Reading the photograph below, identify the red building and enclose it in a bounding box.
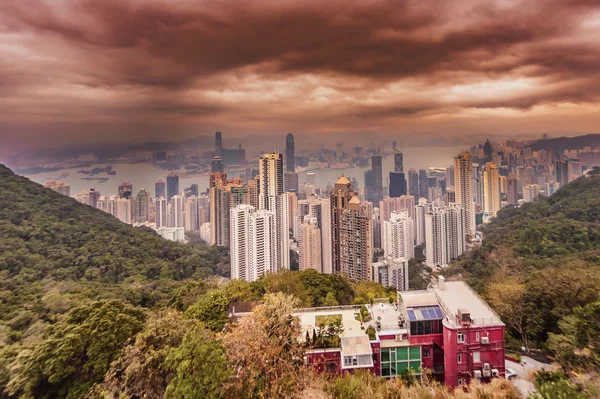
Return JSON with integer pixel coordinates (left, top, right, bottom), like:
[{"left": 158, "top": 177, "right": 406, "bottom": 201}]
[{"left": 299, "top": 277, "right": 506, "bottom": 388}]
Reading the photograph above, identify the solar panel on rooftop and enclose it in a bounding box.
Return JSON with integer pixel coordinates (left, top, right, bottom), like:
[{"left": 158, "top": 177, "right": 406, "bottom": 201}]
[{"left": 407, "top": 305, "right": 444, "bottom": 321}]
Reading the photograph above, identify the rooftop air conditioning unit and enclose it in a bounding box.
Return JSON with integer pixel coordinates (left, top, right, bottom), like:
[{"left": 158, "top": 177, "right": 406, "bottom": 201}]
[
  {"left": 482, "top": 369, "right": 492, "bottom": 378},
  {"left": 481, "top": 336, "right": 490, "bottom": 344},
  {"left": 491, "top": 369, "right": 499, "bottom": 377},
  {"left": 483, "top": 363, "right": 491, "bottom": 370},
  {"left": 457, "top": 308, "right": 471, "bottom": 325},
  {"left": 474, "top": 370, "right": 482, "bottom": 379}
]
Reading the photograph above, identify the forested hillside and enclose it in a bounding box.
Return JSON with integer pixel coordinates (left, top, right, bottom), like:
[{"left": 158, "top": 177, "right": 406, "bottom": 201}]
[{"left": 448, "top": 170, "right": 600, "bottom": 370}]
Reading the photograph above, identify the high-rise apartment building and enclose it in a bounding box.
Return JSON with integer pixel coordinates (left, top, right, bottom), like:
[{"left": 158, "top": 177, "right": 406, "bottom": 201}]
[
  {"left": 425, "top": 204, "right": 465, "bottom": 268},
  {"left": 297, "top": 196, "right": 333, "bottom": 273},
  {"left": 155, "top": 197, "right": 168, "bottom": 228},
  {"left": 209, "top": 172, "right": 246, "bottom": 246},
  {"left": 454, "top": 152, "right": 475, "bottom": 236},
  {"left": 166, "top": 172, "right": 179, "bottom": 200},
  {"left": 133, "top": 189, "right": 150, "bottom": 223},
  {"left": 414, "top": 198, "right": 431, "bottom": 245},
  {"left": 258, "top": 153, "right": 290, "bottom": 270},
  {"left": 299, "top": 216, "right": 322, "bottom": 271},
  {"left": 379, "top": 196, "right": 415, "bottom": 221},
  {"left": 483, "top": 162, "right": 501, "bottom": 216},
  {"left": 382, "top": 210, "right": 414, "bottom": 261},
  {"left": 230, "top": 204, "right": 254, "bottom": 281},
  {"left": 115, "top": 197, "right": 132, "bottom": 224},
  {"left": 373, "top": 256, "right": 409, "bottom": 292},
  {"left": 331, "top": 176, "right": 372, "bottom": 281},
  {"left": 483, "top": 139, "right": 493, "bottom": 163},
  {"left": 169, "top": 195, "right": 184, "bottom": 228},
  {"left": 184, "top": 196, "right": 200, "bottom": 231}
]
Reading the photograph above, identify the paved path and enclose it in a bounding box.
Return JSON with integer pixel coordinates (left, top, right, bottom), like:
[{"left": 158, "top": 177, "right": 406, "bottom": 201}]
[{"left": 505, "top": 356, "right": 557, "bottom": 397}]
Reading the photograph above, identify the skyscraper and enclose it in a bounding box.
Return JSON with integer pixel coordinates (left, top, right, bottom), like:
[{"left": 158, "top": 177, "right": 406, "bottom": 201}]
[
  {"left": 230, "top": 204, "right": 254, "bottom": 281},
  {"left": 379, "top": 196, "right": 415, "bottom": 221},
  {"left": 506, "top": 174, "right": 519, "bottom": 206},
  {"left": 184, "top": 196, "right": 200, "bottom": 231},
  {"left": 299, "top": 216, "right": 322, "bottom": 271},
  {"left": 454, "top": 152, "right": 475, "bottom": 236},
  {"left": 249, "top": 209, "right": 277, "bottom": 281},
  {"left": 118, "top": 182, "right": 133, "bottom": 199},
  {"left": 394, "top": 151, "right": 404, "bottom": 173},
  {"left": 297, "top": 196, "right": 332, "bottom": 273},
  {"left": 555, "top": 158, "right": 569, "bottom": 187},
  {"left": 389, "top": 172, "right": 406, "bottom": 197},
  {"left": 258, "top": 153, "right": 289, "bottom": 270},
  {"left": 408, "top": 169, "right": 419, "bottom": 198},
  {"left": 155, "top": 180, "right": 165, "bottom": 199},
  {"left": 215, "top": 131, "right": 222, "bottom": 156},
  {"left": 483, "top": 162, "right": 501, "bottom": 216},
  {"left": 418, "top": 169, "right": 428, "bottom": 199},
  {"left": 286, "top": 133, "right": 295, "bottom": 172},
  {"left": 483, "top": 139, "right": 493, "bottom": 163},
  {"left": 155, "top": 197, "right": 168, "bottom": 228},
  {"left": 209, "top": 173, "right": 246, "bottom": 246},
  {"left": 169, "top": 195, "right": 184, "bottom": 228},
  {"left": 212, "top": 156, "right": 224, "bottom": 173},
  {"left": 414, "top": 198, "right": 430, "bottom": 245},
  {"left": 382, "top": 210, "right": 414, "bottom": 261},
  {"left": 364, "top": 169, "right": 373, "bottom": 202},
  {"left": 133, "top": 189, "right": 150, "bottom": 223},
  {"left": 166, "top": 172, "right": 179, "bottom": 200},
  {"left": 371, "top": 155, "right": 383, "bottom": 204},
  {"left": 425, "top": 204, "right": 464, "bottom": 268},
  {"left": 285, "top": 171, "right": 299, "bottom": 193},
  {"left": 331, "top": 176, "right": 372, "bottom": 281}
]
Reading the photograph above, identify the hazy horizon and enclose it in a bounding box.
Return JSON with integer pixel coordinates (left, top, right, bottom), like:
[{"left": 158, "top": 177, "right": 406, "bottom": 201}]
[{"left": 2, "top": 0, "right": 600, "bottom": 151}]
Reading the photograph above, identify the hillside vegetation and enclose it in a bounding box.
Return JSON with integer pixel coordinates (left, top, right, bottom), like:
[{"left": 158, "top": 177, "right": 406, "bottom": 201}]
[{"left": 448, "top": 171, "right": 600, "bottom": 379}]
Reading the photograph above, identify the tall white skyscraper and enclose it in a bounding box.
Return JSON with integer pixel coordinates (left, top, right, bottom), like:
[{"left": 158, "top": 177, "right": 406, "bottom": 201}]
[
  {"left": 184, "top": 196, "right": 200, "bottom": 232},
  {"left": 258, "top": 153, "right": 290, "bottom": 271},
  {"left": 169, "top": 195, "right": 184, "bottom": 228},
  {"left": 297, "top": 196, "right": 333, "bottom": 273},
  {"left": 382, "top": 210, "right": 414, "bottom": 261},
  {"left": 155, "top": 197, "right": 168, "bottom": 228},
  {"left": 249, "top": 209, "right": 277, "bottom": 281},
  {"left": 414, "top": 197, "right": 430, "bottom": 245},
  {"left": 230, "top": 204, "right": 254, "bottom": 281},
  {"left": 454, "top": 152, "right": 476, "bottom": 236},
  {"left": 299, "top": 216, "right": 322, "bottom": 271},
  {"left": 425, "top": 204, "right": 466, "bottom": 268},
  {"left": 373, "top": 256, "right": 409, "bottom": 292},
  {"left": 425, "top": 208, "right": 448, "bottom": 268}
]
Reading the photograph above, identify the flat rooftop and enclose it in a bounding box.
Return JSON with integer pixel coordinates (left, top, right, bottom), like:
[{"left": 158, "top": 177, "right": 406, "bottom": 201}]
[
  {"left": 296, "top": 306, "right": 364, "bottom": 340},
  {"left": 432, "top": 281, "right": 503, "bottom": 327}
]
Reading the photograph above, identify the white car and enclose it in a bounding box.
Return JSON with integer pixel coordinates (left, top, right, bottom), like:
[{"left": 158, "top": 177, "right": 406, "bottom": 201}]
[{"left": 505, "top": 368, "right": 517, "bottom": 380}]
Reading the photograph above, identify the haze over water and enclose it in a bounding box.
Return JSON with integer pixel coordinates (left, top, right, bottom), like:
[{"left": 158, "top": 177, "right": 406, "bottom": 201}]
[{"left": 23, "top": 145, "right": 464, "bottom": 197}]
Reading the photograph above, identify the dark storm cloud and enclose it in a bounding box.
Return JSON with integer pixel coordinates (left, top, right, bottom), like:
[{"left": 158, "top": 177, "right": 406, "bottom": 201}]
[{"left": 1, "top": 0, "right": 600, "bottom": 146}]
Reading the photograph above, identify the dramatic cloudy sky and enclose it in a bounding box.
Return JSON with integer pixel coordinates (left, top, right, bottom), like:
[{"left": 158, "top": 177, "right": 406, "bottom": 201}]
[{"left": 1, "top": 0, "right": 600, "bottom": 148}]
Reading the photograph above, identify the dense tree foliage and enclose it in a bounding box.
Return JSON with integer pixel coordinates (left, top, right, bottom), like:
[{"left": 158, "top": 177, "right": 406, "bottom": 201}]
[{"left": 448, "top": 174, "right": 600, "bottom": 348}]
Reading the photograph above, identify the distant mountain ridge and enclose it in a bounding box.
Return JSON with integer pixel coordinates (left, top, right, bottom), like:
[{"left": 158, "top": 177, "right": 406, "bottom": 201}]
[{"left": 528, "top": 133, "right": 600, "bottom": 152}]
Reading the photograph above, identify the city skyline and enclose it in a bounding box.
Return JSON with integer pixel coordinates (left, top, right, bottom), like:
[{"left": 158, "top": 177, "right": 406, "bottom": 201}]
[{"left": 2, "top": 0, "right": 600, "bottom": 151}]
